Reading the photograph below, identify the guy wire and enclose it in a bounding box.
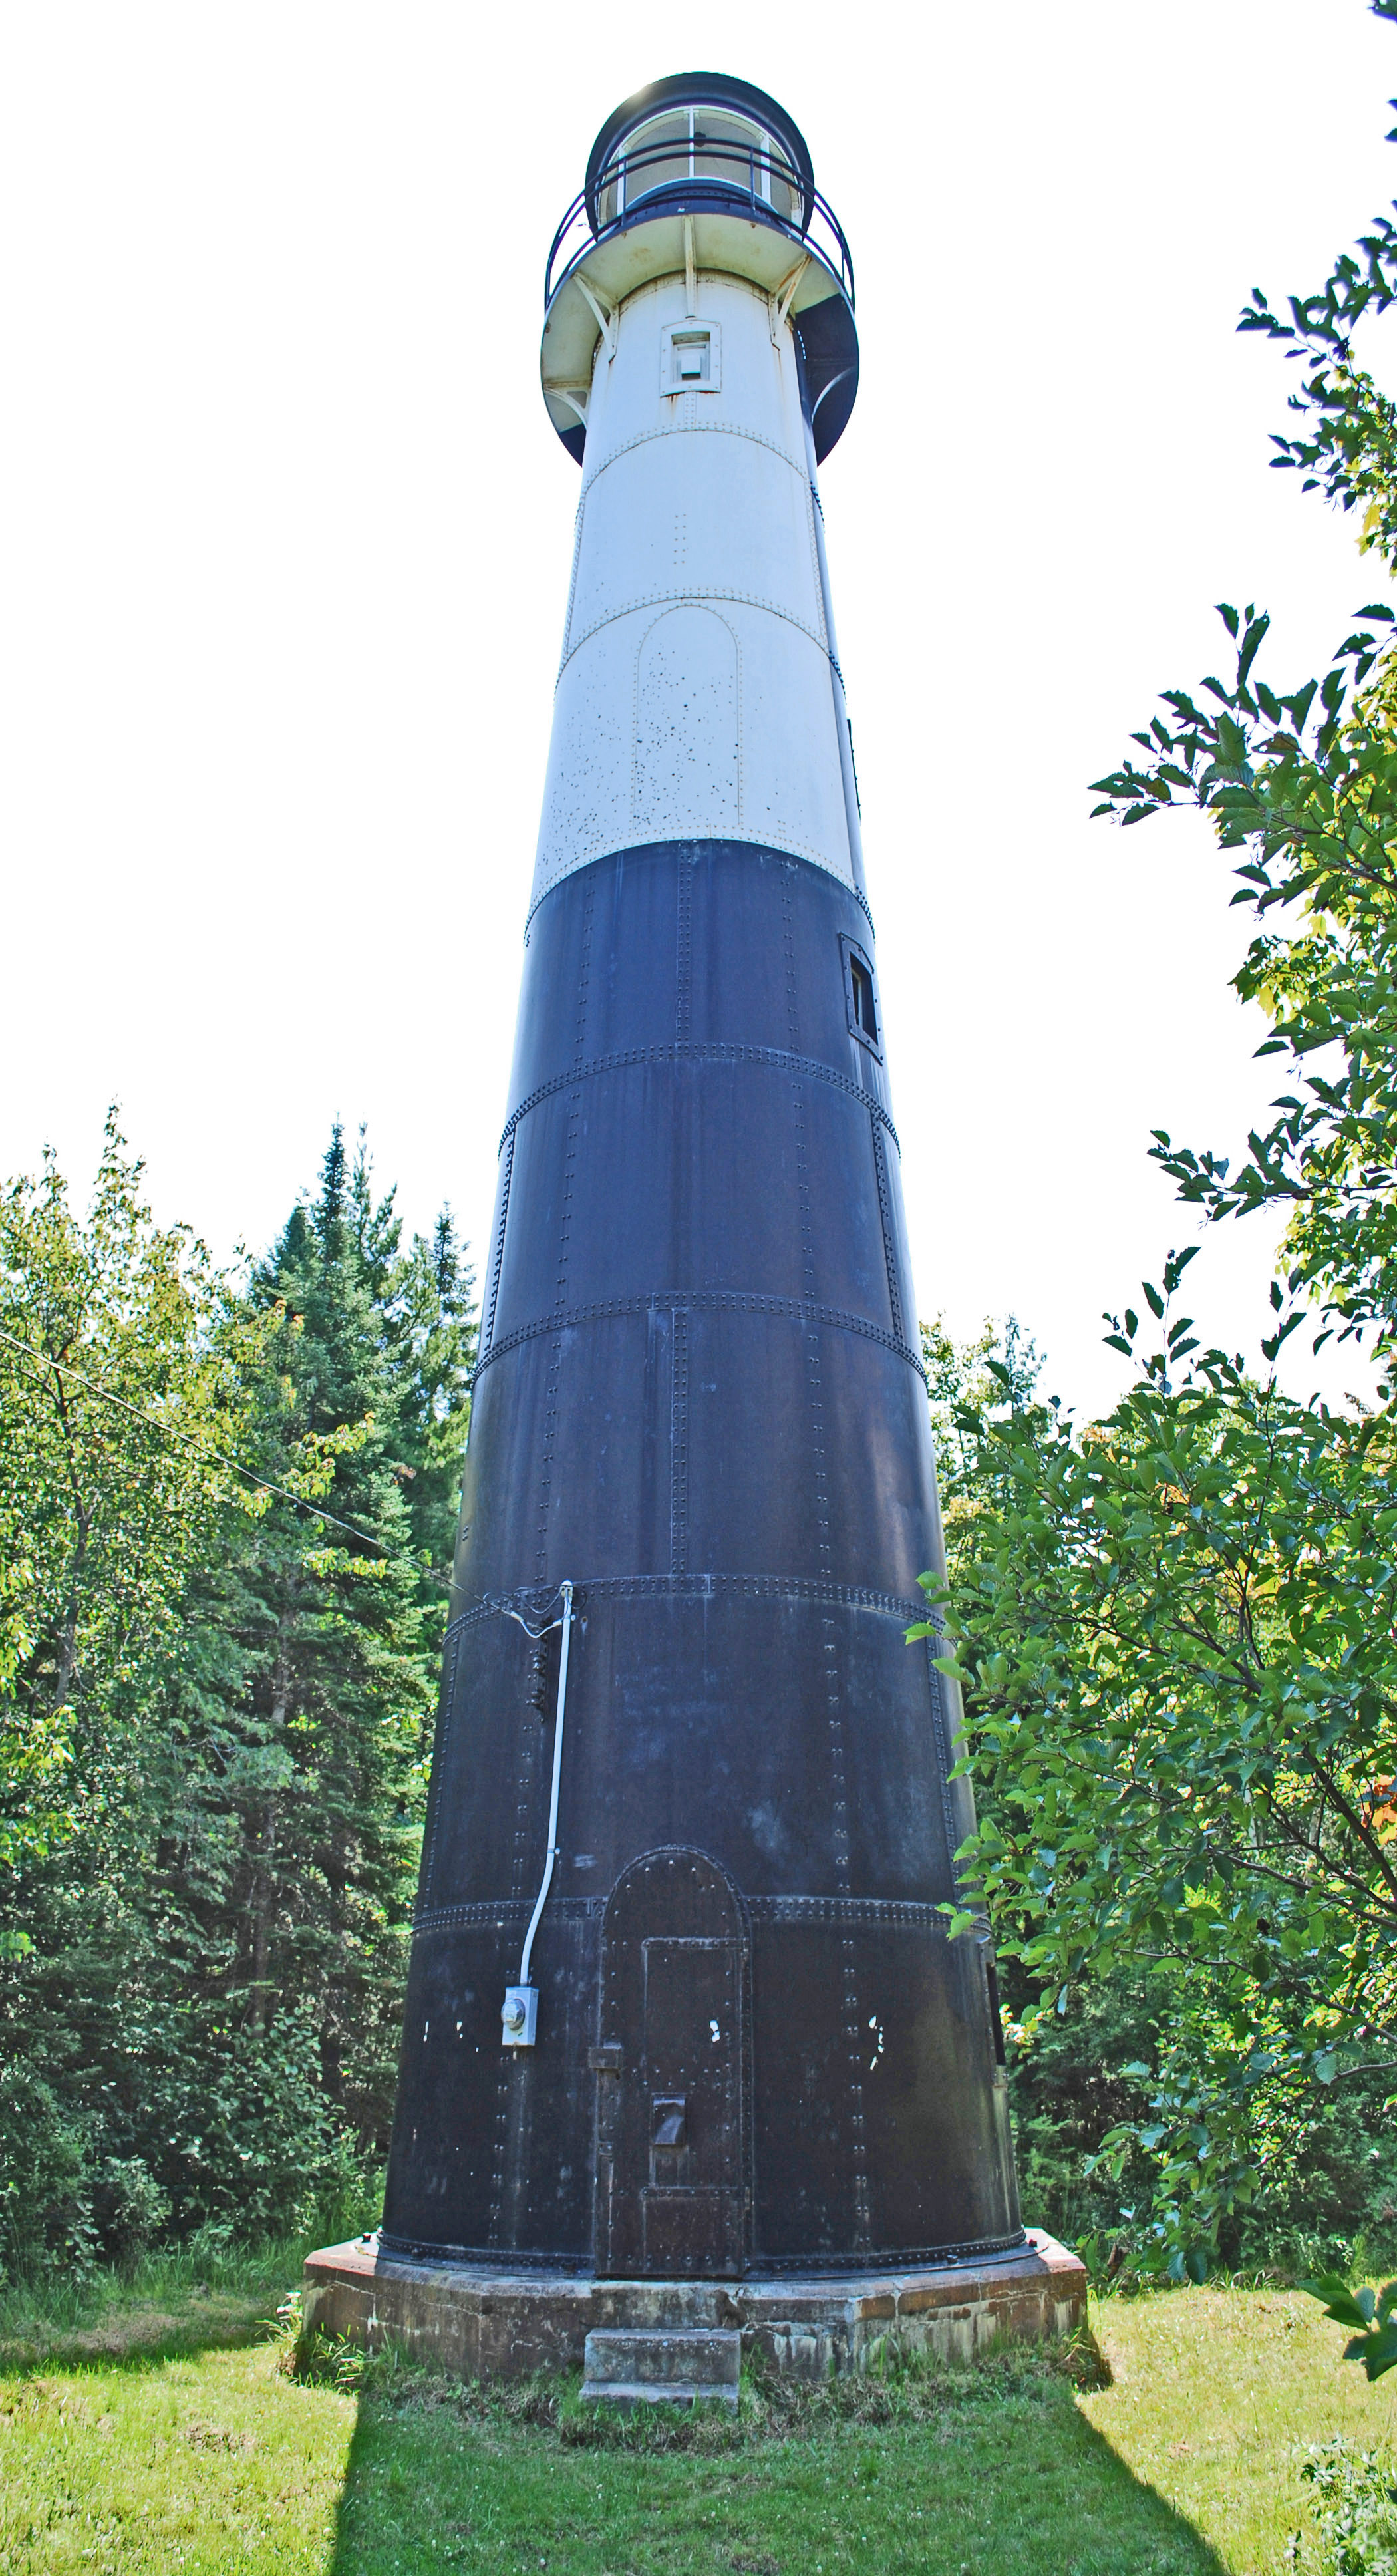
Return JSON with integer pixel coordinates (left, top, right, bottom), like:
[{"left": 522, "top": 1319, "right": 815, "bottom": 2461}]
[{"left": 0, "top": 1321, "right": 454, "bottom": 1583}]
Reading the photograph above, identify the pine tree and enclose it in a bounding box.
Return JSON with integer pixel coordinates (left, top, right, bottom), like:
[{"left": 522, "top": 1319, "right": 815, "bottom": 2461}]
[{"left": 0, "top": 1127, "right": 475, "bottom": 2267}]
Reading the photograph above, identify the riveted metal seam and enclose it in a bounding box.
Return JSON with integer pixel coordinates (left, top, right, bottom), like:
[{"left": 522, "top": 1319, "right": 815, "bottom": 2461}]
[
  {"left": 783, "top": 918, "right": 869, "bottom": 2251},
  {"left": 745, "top": 1896, "right": 949, "bottom": 1928},
  {"left": 417, "top": 1625, "right": 462, "bottom": 1915},
  {"left": 560, "top": 484, "right": 587, "bottom": 664},
  {"left": 559, "top": 581, "right": 841, "bottom": 685},
  {"left": 580, "top": 417, "right": 809, "bottom": 502},
  {"left": 497, "top": 1041, "right": 901, "bottom": 1159},
  {"left": 373, "top": 2227, "right": 1028, "bottom": 2271},
  {"left": 411, "top": 1894, "right": 952, "bottom": 1936},
  {"left": 870, "top": 1114, "right": 906, "bottom": 1348},
  {"left": 525, "top": 842, "right": 876, "bottom": 946},
  {"left": 926, "top": 1641, "right": 970, "bottom": 1913},
  {"left": 734, "top": 2230, "right": 1028, "bottom": 2273},
  {"left": 470, "top": 1290, "right": 925, "bottom": 1389},
  {"left": 480, "top": 1131, "right": 514, "bottom": 1361},
  {"left": 414, "top": 1896, "right": 608, "bottom": 1933},
  {"left": 670, "top": 1303, "right": 689, "bottom": 1577},
  {"left": 442, "top": 1570, "right": 928, "bottom": 1651}
]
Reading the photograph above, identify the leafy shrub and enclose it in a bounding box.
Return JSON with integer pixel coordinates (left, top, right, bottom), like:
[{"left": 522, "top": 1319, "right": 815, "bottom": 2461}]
[
  {"left": 0, "top": 2063, "right": 96, "bottom": 2279},
  {"left": 89, "top": 2159, "right": 170, "bottom": 2267},
  {"left": 1291, "top": 2438, "right": 1397, "bottom": 2573}
]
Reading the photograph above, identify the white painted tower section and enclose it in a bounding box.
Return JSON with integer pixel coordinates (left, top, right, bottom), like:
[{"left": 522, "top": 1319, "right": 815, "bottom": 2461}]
[{"left": 531, "top": 265, "right": 864, "bottom": 917}]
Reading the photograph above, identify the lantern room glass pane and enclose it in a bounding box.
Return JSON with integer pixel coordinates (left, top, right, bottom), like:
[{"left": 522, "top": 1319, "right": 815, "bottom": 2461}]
[
  {"left": 621, "top": 112, "right": 691, "bottom": 207},
  {"left": 692, "top": 110, "right": 760, "bottom": 196},
  {"left": 768, "top": 152, "right": 797, "bottom": 223},
  {"left": 599, "top": 100, "right": 804, "bottom": 232},
  {"left": 695, "top": 108, "right": 798, "bottom": 218}
]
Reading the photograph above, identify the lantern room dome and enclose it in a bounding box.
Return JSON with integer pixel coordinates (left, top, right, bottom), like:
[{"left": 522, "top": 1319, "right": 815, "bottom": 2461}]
[{"left": 542, "top": 71, "right": 858, "bottom": 468}]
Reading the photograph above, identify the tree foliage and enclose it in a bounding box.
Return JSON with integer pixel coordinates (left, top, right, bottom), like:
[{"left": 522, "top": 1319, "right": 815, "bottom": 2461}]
[
  {"left": 919, "top": 44, "right": 1397, "bottom": 2272},
  {"left": 0, "top": 1115, "right": 256, "bottom": 1918},
  {"left": 1087, "top": 145, "right": 1397, "bottom": 1353},
  {"left": 0, "top": 1121, "right": 474, "bottom": 2274},
  {"left": 924, "top": 1303, "right": 1397, "bottom": 2266},
  {"left": 1305, "top": 2273, "right": 1397, "bottom": 2383}
]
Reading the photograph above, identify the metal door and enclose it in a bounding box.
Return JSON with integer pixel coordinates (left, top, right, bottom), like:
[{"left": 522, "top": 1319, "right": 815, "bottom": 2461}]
[{"left": 595, "top": 1847, "right": 746, "bottom": 2277}]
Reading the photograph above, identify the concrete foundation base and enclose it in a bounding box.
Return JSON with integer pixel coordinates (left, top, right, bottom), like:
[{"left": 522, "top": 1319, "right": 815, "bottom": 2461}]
[{"left": 301, "top": 2230, "right": 1087, "bottom": 2382}]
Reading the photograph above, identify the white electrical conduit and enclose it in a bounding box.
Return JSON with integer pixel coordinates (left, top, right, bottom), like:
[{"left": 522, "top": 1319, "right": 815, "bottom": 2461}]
[{"left": 518, "top": 1579, "right": 573, "bottom": 1990}]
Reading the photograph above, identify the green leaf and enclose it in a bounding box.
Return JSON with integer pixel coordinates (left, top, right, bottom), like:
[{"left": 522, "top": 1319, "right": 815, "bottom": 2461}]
[
  {"left": 1238, "top": 614, "right": 1271, "bottom": 686},
  {"left": 1356, "top": 2323, "right": 1397, "bottom": 2382},
  {"left": 1301, "top": 2276, "right": 1373, "bottom": 2330}
]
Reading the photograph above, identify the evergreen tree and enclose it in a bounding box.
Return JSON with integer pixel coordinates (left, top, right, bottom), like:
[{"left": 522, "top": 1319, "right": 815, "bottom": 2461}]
[{"left": 0, "top": 1126, "right": 475, "bottom": 2270}]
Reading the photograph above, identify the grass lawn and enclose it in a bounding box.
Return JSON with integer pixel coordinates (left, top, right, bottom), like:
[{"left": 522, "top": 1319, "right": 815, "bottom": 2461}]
[{"left": 2, "top": 2266, "right": 1394, "bottom": 2573}]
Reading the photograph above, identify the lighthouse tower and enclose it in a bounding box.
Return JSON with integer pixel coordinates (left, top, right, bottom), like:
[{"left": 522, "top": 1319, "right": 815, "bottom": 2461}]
[{"left": 380, "top": 74, "right": 1023, "bottom": 2284}]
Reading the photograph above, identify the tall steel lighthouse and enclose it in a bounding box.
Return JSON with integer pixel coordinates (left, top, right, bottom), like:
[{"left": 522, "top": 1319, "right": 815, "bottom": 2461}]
[{"left": 381, "top": 73, "right": 1022, "bottom": 2282}]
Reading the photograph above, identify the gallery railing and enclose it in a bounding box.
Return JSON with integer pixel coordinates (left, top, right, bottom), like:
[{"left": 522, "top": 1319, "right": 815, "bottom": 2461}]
[{"left": 545, "top": 136, "right": 855, "bottom": 312}]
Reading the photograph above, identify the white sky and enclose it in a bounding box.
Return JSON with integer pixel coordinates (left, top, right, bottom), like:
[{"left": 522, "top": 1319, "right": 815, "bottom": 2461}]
[{"left": 3, "top": 1, "right": 1395, "bottom": 1418}]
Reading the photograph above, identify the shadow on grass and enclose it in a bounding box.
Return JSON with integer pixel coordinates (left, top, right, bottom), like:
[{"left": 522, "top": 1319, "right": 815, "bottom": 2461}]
[{"left": 316, "top": 2338, "right": 1229, "bottom": 2576}]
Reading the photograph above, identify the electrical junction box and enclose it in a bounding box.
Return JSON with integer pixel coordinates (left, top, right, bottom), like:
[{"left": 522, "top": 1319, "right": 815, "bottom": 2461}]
[{"left": 501, "top": 1985, "right": 538, "bottom": 2048}]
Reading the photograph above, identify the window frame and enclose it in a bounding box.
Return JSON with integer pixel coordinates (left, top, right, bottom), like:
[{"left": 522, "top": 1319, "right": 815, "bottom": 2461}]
[
  {"left": 839, "top": 935, "right": 882, "bottom": 1060},
  {"left": 615, "top": 104, "right": 794, "bottom": 218}
]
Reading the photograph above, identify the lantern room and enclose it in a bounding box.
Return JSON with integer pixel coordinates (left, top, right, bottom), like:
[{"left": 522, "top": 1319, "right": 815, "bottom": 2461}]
[
  {"left": 585, "top": 75, "right": 812, "bottom": 232},
  {"left": 542, "top": 72, "right": 859, "bottom": 466}
]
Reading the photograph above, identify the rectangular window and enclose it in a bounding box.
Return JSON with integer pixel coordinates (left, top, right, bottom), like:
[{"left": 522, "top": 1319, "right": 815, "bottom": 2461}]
[
  {"left": 850, "top": 956, "right": 877, "bottom": 1043},
  {"left": 672, "top": 331, "right": 710, "bottom": 385},
  {"left": 842, "top": 937, "right": 881, "bottom": 1054},
  {"left": 659, "top": 321, "right": 722, "bottom": 396}
]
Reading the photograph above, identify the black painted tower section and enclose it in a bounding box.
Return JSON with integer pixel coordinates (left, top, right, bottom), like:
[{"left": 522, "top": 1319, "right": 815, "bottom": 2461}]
[{"left": 381, "top": 840, "right": 1022, "bottom": 2272}]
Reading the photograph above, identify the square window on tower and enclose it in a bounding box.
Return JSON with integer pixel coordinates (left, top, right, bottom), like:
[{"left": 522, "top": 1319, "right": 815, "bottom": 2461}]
[
  {"left": 842, "top": 939, "right": 881, "bottom": 1055},
  {"left": 660, "top": 321, "right": 722, "bottom": 395}
]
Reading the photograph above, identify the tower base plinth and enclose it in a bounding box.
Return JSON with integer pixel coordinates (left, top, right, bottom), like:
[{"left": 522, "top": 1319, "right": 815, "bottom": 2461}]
[{"left": 301, "top": 2231, "right": 1086, "bottom": 2383}]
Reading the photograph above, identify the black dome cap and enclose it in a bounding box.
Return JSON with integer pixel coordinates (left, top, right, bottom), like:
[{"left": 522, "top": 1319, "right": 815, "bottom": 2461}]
[{"left": 585, "top": 73, "right": 814, "bottom": 213}]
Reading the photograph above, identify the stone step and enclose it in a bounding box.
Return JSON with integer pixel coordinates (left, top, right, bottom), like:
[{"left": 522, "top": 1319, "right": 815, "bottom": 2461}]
[{"left": 581, "top": 2325, "right": 741, "bottom": 2410}]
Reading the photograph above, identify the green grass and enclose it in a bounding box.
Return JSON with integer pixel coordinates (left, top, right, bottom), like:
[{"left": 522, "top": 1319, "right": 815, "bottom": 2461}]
[
  {"left": 2, "top": 2269, "right": 1395, "bottom": 2572},
  {"left": 0, "top": 2339, "right": 352, "bottom": 2571},
  {"left": 0, "top": 2241, "right": 305, "bottom": 2372},
  {"left": 1082, "top": 2285, "right": 1397, "bottom": 2571}
]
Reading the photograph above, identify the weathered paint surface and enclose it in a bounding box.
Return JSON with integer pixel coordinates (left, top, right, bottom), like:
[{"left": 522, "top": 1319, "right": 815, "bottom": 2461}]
[
  {"left": 376, "top": 77, "right": 1024, "bottom": 2291},
  {"left": 532, "top": 270, "right": 859, "bottom": 912}
]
